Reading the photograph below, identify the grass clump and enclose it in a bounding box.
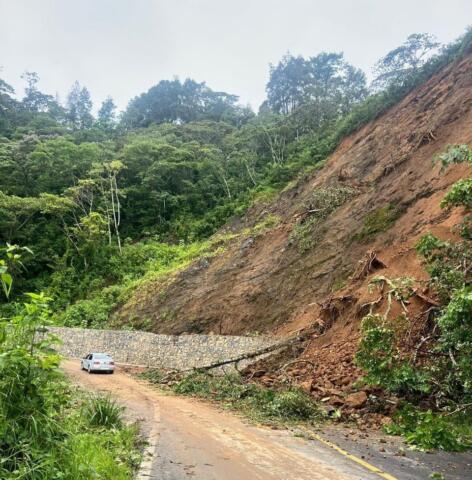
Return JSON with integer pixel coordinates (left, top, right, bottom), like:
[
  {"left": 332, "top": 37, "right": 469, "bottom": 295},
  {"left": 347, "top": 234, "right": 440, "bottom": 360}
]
[
  {"left": 354, "top": 204, "right": 400, "bottom": 242},
  {"left": 143, "top": 370, "right": 322, "bottom": 424},
  {"left": 251, "top": 214, "right": 281, "bottom": 236},
  {"left": 82, "top": 394, "right": 125, "bottom": 429},
  {"left": 61, "top": 396, "right": 143, "bottom": 480}
]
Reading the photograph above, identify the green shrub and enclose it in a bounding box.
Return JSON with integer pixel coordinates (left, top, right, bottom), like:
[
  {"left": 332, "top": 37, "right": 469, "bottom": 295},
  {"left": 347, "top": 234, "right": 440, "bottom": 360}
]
[
  {"left": 262, "top": 390, "right": 318, "bottom": 420},
  {"left": 416, "top": 234, "right": 471, "bottom": 302},
  {"left": 436, "top": 287, "right": 472, "bottom": 395},
  {"left": 435, "top": 144, "right": 472, "bottom": 169},
  {"left": 58, "top": 292, "right": 116, "bottom": 328},
  {"left": 441, "top": 178, "right": 472, "bottom": 209}
]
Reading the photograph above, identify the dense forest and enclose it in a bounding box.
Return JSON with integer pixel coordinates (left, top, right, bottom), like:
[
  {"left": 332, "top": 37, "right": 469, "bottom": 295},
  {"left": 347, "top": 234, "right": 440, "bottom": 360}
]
[{"left": 1, "top": 27, "right": 472, "bottom": 479}]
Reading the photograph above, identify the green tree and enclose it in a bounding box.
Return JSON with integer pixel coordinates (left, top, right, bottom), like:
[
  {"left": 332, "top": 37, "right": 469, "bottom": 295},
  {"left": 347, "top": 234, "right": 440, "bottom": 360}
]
[
  {"left": 66, "top": 81, "right": 94, "bottom": 129},
  {"left": 21, "top": 71, "right": 55, "bottom": 113},
  {"left": 122, "top": 78, "right": 245, "bottom": 128},
  {"left": 372, "top": 33, "right": 440, "bottom": 90},
  {"left": 0, "top": 76, "right": 24, "bottom": 137},
  {"left": 97, "top": 96, "right": 117, "bottom": 130},
  {"left": 266, "top": 52, "right": 367, "bottom": 134}
]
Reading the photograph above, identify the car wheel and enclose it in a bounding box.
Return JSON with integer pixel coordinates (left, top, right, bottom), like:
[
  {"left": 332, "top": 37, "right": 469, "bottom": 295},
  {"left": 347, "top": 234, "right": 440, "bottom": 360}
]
[{"left": 88, "top": 366, "right": 91, "bottom": 374}]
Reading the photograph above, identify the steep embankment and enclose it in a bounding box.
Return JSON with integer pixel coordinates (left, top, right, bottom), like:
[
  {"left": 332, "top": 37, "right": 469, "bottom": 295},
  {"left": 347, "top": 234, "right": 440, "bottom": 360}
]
[{"left": 114, "top": 52, "right": 472, "bottom": 354}]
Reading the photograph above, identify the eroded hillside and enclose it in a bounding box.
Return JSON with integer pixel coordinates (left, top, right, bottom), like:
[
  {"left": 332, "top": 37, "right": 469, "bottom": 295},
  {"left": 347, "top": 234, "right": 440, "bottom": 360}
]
[{"left": 114, "top": 51, "right": 472, "bottom": 349}]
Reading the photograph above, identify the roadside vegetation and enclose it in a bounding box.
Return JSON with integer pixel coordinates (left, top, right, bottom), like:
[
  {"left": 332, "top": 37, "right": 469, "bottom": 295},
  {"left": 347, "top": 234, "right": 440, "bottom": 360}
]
[
  {"left": 355, "top": 144, "right": 472, "bottom": 451},
  {"left": 0, "top": 253, "right": 143, "bottom": 479},
  {"left": 142, "top": 369, "right": 322, "bottom": 426}
]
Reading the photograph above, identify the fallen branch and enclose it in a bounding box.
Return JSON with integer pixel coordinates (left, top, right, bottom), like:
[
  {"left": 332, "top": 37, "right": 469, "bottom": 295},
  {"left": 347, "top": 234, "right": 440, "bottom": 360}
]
[
  {"left": 293, "top": 208, "right": 323, "bottom": 220},
  {"left": 353, "top": 251, "right": 387, "bottom": 280},
  {"left": 193, "top": 327, "right": 316, "bottom": 373},
  {"left": 445, "top": 403, "right": 472, "bottom": 417},
  {"left": 413, "top": 335, "right": 432, "bottom": 364},
  {"left": 246, "top": 369, "right": 266, "bottom": 381},
  {"left": 414, "top": 291, "right": 441, "bottom": 307},
  {"left": 281, "top": 359, "right": 315, "bottom": 371}
]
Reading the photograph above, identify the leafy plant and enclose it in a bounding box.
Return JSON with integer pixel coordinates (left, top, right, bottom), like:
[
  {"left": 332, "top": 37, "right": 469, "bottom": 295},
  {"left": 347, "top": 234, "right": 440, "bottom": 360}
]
[
  {"left": 355, "top": 314, "right": 430, "bottom": 395},
  {"left": 416, "top": 234, "right": 471, "bottom": 302},
  {"left": 0, "top": 244, "right": 32, "bottom": 298},
  {"left": 385, "top": 405, "right": 471, "bottom": 451},
  {"left": 435, "top": 144, "right": 472, "bottom": 169},
  {"left": 441, "top": 178, "right": 472, "bottom": 209}
]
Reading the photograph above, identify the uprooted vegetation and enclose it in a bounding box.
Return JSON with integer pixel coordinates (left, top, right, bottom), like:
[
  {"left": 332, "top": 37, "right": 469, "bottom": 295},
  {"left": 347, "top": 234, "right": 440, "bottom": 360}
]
[
  {"left": 239, "top": 144, "right": 472, "bottom": 451},
  {"left": 141, "top": 368, "right": 323, "bottom": 426},
  {"left": 291, "top": 185, "right": 358, "bottom": 252}
]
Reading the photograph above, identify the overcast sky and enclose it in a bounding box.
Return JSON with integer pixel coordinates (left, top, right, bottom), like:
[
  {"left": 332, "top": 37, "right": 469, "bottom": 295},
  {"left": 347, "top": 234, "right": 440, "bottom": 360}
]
[{"left": 0, "top": 0, "right": 470, "bottom": 112}]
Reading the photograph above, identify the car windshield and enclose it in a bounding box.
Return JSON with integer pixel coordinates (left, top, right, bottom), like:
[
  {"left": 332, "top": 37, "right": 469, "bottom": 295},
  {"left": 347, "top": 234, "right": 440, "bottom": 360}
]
[{"left": 94, "top": 353, "right": 110, "bottom": 359}]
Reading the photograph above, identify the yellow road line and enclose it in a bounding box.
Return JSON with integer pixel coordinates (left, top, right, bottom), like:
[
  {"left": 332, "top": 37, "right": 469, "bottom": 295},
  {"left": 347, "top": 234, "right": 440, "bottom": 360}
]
[{"left": 300, "top": 427, "right": 399, "bottom": 480}]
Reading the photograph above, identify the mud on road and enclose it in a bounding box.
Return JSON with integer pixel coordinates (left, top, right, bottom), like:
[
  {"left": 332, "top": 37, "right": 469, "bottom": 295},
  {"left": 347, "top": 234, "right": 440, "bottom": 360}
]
[{"left": 62, "top": 360, "right": 472, "bottom": 480}]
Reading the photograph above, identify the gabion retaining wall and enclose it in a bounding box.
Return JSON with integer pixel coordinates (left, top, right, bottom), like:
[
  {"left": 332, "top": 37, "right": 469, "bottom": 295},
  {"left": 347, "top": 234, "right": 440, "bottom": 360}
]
[{"left": 48, "top": 327, "right": 278, "bottom": 370}]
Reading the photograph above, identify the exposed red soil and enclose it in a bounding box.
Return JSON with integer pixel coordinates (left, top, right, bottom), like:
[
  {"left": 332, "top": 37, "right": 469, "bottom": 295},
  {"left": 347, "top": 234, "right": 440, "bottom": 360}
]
[{"left": 114, "top": 52, "right": 472, "bottom": 412}]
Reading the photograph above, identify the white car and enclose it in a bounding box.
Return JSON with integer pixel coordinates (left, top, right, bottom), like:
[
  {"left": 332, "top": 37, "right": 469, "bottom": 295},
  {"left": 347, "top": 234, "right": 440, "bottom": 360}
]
[{"left": 81, "top": 353, "right": 115, "bottom": 374}]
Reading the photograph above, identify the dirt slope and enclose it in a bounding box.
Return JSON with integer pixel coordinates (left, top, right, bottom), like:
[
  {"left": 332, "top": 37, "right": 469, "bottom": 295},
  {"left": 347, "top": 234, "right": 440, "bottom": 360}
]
[{"left": 115, "top": 52, "right": 472, "bottom": 344}]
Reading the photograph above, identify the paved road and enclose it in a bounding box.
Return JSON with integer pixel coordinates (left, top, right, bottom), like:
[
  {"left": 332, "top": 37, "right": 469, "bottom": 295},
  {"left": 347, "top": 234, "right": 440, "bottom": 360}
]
[{"left": 62, "top": 360, "right": 472, "bottom": 480}]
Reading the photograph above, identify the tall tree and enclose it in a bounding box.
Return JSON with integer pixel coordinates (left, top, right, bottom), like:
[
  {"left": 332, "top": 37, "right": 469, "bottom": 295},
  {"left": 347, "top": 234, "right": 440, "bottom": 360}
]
[
  {"left": 0, "top": 76, "right": 24, "bottom": 137},
  {"left": 97, "top": 96, "right": 117, "bottom": 130},
  {"left": 66, "top": 81, "right": 94, "bottom": 129},
  {"left": 266, "top": 54, "right": 307, "bottom": 115},
  {"left": 266, "top": 52, "right": 367, "bottom": 133},
  {"left": 21, "top": 71, "right": 55, "bottom": 113},
  {"left": 372, "top": 33, "right": 440, "bottom": 90}
]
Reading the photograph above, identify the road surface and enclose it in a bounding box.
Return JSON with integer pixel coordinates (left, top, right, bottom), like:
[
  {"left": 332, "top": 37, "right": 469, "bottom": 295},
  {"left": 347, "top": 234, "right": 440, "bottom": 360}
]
[{"left": 62, "top": 360, "right": 472, "bottom": 480}]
